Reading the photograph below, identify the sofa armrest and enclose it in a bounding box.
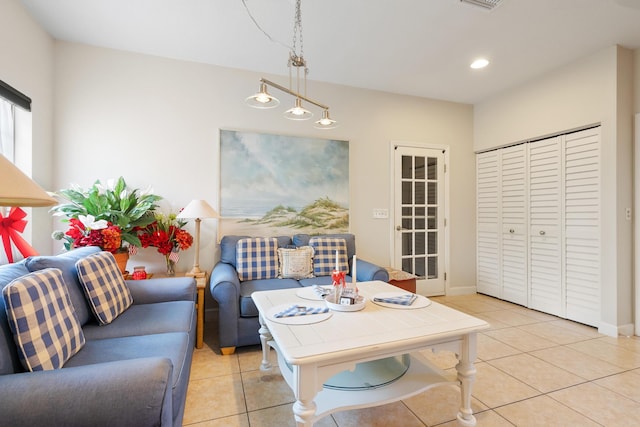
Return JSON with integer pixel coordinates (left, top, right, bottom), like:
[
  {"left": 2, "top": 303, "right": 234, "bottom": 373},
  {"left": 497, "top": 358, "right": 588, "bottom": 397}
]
[
  {"left": 0, "top": 357, "right": 173, "bottom": 427},
  {"left": 127, "top": 276, "right": 196, "bottom": 304},
  {"left": 356, "top": 258, "right": 390, "bottom": 282},
  {"left": 209, "top": 262, "right": 242, "bottom": 347}
]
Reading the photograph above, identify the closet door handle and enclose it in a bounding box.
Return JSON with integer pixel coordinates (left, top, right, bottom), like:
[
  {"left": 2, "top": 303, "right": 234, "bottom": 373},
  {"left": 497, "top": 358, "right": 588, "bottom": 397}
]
[{"left": 539, "top": 230, "right": 546, "bottom": 236}]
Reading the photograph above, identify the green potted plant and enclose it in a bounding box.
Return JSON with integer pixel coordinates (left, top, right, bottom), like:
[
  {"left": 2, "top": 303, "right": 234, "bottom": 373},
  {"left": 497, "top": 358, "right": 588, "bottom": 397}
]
[{"left": 51, "top": 177, "right": 162, "bottom": 271}]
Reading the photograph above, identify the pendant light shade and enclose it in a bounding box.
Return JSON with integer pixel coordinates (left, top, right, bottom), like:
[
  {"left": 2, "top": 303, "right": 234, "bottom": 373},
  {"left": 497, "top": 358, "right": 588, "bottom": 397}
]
[
  {"left": 245, "top": 83, "right": 280, "bottom": 109},
  {"left": 314, "top": 109, "right": 338, "bottom": 129},
  {"left": 283, "top": 98, "right": 313, "bottom": 120}
]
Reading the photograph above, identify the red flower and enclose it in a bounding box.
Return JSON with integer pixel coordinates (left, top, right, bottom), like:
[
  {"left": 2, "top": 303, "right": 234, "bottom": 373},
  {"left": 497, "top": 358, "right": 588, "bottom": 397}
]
[{"left": 137, "top": 213, "right": 193, "bottom": 257}]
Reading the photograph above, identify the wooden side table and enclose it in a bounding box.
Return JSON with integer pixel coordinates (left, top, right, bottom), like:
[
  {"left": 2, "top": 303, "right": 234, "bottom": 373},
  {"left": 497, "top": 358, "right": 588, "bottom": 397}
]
[{"left": 385, "top": 267, "right": 417, "bottom": 293}]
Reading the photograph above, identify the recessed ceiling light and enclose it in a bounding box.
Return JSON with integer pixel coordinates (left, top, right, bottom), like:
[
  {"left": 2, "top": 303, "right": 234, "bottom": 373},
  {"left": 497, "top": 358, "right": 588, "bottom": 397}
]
[{"left": 470, "top": 58, "right": 490, "bottom": 69}]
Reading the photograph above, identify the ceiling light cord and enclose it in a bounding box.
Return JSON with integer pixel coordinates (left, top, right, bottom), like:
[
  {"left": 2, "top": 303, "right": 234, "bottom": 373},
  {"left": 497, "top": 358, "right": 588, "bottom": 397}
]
[{"left": 240, "top": 0, "right": 292, "bottom": 51}]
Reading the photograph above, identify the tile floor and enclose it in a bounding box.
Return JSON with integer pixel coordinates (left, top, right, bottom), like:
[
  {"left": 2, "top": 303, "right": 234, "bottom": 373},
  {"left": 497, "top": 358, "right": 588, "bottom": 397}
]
[{"left": 183, "top": 293, "right": 640, "bottom": 426}]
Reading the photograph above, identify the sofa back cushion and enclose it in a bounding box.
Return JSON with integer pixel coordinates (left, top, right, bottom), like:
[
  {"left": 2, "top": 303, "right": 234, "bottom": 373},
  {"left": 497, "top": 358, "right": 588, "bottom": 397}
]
[
  {"left": 3, "top": 268, "right": 85, "bottom": 371},
  {"left": 0, "top": 261, "right": 32, "bottom": 374},
  {"left": 220, "top": 235, "right": 292, "bottom": 268},
  {"left": 236, "top": 238, "right": 280, "bottom": 281},
  {"left": 76, "top": 252, "right": 133, "bottom": 325},
  {"left": 295, "top": 234, "right": 356, "bottom": 275},
  {"left": 25, "top": 246, "right": 101, "bottom": 326}
]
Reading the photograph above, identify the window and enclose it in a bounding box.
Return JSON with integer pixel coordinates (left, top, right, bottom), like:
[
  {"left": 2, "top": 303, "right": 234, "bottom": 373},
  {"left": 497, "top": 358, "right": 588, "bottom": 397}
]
[{"left": 0, "top": 97, "right": 15, "bottom": 161}]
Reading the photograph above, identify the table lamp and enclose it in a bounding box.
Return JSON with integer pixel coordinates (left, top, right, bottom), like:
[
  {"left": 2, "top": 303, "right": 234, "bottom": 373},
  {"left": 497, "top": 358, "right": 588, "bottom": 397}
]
[
  {"left": 0, "top": 154, "right": 57, "bottom": 207},
  {"left": 177, "top": 199, "right": 219, "bottom": 276}
]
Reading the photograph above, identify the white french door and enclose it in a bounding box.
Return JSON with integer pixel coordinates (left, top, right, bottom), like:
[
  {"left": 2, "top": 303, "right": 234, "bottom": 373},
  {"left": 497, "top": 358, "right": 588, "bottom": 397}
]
[{"left": 393, "top": 146, "right": 446, "bottom": 296}]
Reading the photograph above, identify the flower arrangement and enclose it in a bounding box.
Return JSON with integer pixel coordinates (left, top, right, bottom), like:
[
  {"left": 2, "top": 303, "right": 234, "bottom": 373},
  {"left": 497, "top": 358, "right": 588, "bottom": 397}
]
[
  {"left": 51, "top": 177, "right": 161, "bottom": 253},
  {"left": 137, "top": 212, "right": 193, "bottom": 275}
]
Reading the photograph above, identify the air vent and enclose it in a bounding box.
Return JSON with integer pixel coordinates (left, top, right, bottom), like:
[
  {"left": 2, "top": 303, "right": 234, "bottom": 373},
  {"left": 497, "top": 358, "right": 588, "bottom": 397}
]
[{"left": 460, "top": 0, "right": 503, "bottom": 10}]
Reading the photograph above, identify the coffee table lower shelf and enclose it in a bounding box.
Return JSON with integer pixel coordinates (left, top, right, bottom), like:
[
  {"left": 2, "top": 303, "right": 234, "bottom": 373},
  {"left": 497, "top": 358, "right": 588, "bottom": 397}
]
[{"left": 271, "top": 343, "right": 459, "bottom": 425}]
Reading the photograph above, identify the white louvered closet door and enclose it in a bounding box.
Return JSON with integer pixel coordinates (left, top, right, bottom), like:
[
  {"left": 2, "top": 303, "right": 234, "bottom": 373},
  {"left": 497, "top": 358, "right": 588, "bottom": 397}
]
[
  {"left": 528, "top": 137, "right": 563, "bottom": 316},
  {"left": 476, "top": 151, "right": 500, "bottom": 297},
  {"left": 500, "top": 145, "right": 528, "bottom": 306},
  {"left": 564, "top": 128, "right": 600, "bottom": 326}
]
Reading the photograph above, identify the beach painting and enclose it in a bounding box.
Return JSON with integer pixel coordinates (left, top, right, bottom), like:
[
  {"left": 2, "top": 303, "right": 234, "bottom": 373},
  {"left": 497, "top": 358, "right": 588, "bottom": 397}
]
[{"left": 219, "top": 129, "right": 349, "bottom": 237}]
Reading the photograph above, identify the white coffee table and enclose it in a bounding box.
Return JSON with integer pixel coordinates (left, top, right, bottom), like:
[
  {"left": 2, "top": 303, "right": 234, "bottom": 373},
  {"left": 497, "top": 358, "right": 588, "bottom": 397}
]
[{"left": 252, "top": 281, "right": 489, "bottom": 427}]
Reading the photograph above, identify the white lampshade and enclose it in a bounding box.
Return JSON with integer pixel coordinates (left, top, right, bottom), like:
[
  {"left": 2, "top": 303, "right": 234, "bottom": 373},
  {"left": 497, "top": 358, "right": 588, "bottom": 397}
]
[
  {"left": 0, "top": 154, "right": 56, "bottom": 207},
  {"left": 177, "top": 199, "right": 219, "bottom": 220}
]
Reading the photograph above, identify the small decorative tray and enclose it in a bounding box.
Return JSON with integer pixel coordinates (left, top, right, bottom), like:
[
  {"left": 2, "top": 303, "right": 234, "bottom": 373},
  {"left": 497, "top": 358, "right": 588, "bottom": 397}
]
[{"left": 324, "top": 294, "right": 366, "bottom": 312}]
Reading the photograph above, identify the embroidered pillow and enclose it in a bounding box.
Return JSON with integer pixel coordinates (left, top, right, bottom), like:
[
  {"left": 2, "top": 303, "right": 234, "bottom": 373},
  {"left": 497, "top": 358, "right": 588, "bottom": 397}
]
[
  {"left": 309, "top": 237, "right": 349, "bottom": 277},
  {"left": 236, "top": 237, "right": 279, "bottom": 281},
  {"left": 75, "top": 251, "right": 133, "bottom": 325},
  {"left": 278, "top": 246, "right": 314, "bottom": 279},
  {"left": 3, "top": 268, "right": 85, "bottom": 371}
]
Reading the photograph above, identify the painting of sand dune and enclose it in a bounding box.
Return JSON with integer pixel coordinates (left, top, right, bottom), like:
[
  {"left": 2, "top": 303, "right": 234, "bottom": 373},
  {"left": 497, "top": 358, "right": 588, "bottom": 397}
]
[{"left": 219, "top": 130, "right": 349, "bottom": 237}]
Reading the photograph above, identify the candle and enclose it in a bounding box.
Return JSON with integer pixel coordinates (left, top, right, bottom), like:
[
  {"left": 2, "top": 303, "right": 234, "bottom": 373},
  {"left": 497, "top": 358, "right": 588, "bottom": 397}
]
[
  {"left": 352, "top": 255, "right": 357, "bottom": 284},
  {"left": 335, "top": 250, "right": 339, "bottom": 271}
]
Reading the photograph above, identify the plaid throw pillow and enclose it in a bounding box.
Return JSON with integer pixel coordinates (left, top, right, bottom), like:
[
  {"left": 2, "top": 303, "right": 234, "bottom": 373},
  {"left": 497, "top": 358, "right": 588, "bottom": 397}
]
[
  {"left": 75, "top": 251, "right": 133, "bottom": 325},
  {"left": 278, "top": 246, "right": 314, "bottom": 279},
  {"left": 236, "top": 238, "right": 279, "bottom": 281},
  {"left": 309, "top": 237, "right": 348, "bottom": 277},
  {"left": 3, "top": 268, "right": 85, "bottom": 371}
]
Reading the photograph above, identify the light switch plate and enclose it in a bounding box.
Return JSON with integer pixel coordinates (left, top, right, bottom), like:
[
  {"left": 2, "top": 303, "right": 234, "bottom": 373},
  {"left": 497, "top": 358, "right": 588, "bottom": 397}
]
[{"left": 373, "top": 209, "right": 389, "bottom": 219}]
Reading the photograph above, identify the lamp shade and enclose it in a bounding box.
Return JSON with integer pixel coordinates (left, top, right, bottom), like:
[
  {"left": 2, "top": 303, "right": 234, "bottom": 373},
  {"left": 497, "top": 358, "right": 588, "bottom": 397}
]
[
  {"left": 0, "top": 154, "right": 56, "bottom": 207},
  {"left": 177, "top": 200, "right": 219, "bottom": 219}
]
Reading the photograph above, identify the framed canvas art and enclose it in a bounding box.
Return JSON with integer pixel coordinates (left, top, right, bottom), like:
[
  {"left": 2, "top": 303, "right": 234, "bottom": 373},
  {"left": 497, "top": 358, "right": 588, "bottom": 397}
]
[{"left": 219, "top": 129, "right": 349, "bottom": 236}]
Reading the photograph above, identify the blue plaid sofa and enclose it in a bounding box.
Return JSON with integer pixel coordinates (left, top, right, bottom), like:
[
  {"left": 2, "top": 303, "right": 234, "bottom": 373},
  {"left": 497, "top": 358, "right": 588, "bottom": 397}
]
[
  {"left": 0, "top": 246, "right": 196, "bottom": 427},
  {"left": 209, "top": 233, "right": 389, "bottom": 355}
]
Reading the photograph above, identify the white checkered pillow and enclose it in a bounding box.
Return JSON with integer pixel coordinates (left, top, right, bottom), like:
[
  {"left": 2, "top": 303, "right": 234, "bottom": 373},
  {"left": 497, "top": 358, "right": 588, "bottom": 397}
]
[
  {"left": 3, "top": 268, "right": 85, "bottom": 371},
  {"left": 309, "top": 237, "right": 349, "bottom": 276},
  {"left": 75, "top": 251, "right": 133, "bottom": 325},
  {"left": 278, "top": 246, "right": 314, "bottom": 279},
  {"left": 236, "top": 238, "right": 279, "bottom": 281}
]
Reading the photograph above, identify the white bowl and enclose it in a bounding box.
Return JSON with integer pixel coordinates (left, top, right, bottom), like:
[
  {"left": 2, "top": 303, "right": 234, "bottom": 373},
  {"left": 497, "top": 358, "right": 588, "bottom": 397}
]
[{"left": 324, "top": 295, "right": 366, "bottom": 312}]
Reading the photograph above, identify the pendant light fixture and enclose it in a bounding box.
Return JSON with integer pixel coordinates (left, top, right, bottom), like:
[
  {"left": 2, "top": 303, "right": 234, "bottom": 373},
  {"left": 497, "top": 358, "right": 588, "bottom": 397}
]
[{"left": 244, "top": 0, "right": 338, "bottom": 129}]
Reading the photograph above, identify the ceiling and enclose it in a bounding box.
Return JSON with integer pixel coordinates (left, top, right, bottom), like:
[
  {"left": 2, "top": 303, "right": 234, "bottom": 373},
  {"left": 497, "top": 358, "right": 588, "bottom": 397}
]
[{"left": 18, "top": 0, "right": 640, "bottom": 104}]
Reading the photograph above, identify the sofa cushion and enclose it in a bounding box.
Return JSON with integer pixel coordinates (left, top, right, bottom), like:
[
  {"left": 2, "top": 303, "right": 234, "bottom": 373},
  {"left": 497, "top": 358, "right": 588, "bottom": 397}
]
[
  {"left": 82, "top": 301, "right": 195, "bottom": 340},
  {"left": 0, "top": 261, "right": 31, "bottom": 374},
  {"left": 236, "top": 237, "right": 279, "bottom": 281},
  {"left": 309, "top": 237, "right": 349, "bottom": 276},
  {"left": 239, "top": 278, "right": 301, "bottom": 317},
  {"left": 278, "top": 246, "right": 314, "bottom": 279},
  {"left": 220, "top": 235, "right": 292, "bottom": 267},
  {"left": 64, "top": 332, "right": 190, "bottom": 422},
  {"left": 76, "top": 252, "right": 133, "bottom": 325},
  {"left": 25, "top": 246, "right": 102, "bottom": 326},
  {"left": 3, "top": 268, "right": 85, "bottom": 371}
]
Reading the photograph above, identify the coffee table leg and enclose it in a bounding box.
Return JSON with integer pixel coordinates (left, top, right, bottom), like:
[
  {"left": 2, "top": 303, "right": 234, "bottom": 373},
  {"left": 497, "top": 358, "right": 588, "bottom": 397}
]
[
  {"left": 258, "top": 314, "right": 272, "bottom": 371},
  {"left": 293, "top": 399, "right": 316, "bottom": 427},
  {"left": 456, "top": 333, "right": 478, "bottom": 427}
]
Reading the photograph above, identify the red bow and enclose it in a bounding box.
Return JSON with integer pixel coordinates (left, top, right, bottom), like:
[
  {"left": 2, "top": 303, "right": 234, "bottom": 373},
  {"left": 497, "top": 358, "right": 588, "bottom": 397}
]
[{"left": 0, "top": 207, "right": 38, "bottom": 263}]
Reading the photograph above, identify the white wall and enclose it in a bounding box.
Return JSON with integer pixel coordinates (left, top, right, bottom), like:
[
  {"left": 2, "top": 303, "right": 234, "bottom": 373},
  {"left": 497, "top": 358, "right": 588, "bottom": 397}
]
[
  {"left": 53, "top": 42, "right": 476, "bottom": 292},
  {"left": 0, "top": 0, "right": 54, "bottom": 253},
  {"left": 474, "top": 45, "right": 635, "bottom": 335}
]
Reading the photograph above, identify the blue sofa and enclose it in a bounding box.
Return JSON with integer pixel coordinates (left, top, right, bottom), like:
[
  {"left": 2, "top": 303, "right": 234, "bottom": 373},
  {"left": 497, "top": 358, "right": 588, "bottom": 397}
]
[
  {"left": 0, "top": 246, "right": 196, "bottom": 427},
  {"left": 209, "top": 233, "right": 389, "bottom": 355}
]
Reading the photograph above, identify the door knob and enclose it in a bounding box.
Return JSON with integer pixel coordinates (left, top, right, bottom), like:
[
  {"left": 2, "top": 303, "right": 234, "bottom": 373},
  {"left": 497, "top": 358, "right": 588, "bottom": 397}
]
[
  {"left": 539, "top": 230, "right": 546, "bottom": 236},
  {"left": 509, "top": 228, "right": 515, "bottom": 234}
]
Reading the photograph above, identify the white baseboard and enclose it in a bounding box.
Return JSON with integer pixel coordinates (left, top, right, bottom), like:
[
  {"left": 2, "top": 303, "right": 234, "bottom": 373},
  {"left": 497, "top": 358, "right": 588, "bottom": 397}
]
[
  {"left": 446, "top": 285, "right": 477, "bottom": 296},
  {"left": 598, "top": 321, "right": 634, "bottom": 338}
]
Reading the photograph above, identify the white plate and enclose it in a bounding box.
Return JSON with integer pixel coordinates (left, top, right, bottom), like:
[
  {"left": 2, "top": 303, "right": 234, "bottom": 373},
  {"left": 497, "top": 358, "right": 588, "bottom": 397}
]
[
  {"left": 371, "top": 292, "right": 431, "bottom": 309},
  {"left": 266, "top": 303, "right": 333, "bottom": 325},
  {"left": 296, "top": 286, "right": 330, "bottom": 301}
]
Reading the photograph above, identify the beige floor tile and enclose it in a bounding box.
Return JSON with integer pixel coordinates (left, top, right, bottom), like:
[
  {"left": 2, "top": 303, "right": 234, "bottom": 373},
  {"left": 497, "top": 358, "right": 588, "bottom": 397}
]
[
  {"left": 530, "top": 345, "right": 624, "bottom": 380},
  {"left": 472, "top": 312, "right": 512, "bottom": 331},
  {"left": 471, "top": 362, "right": 540, "bottom": 408},
  {"left": 241, "top": 368, "right": 295, "bottom": 411},
  {"left": 477, "top": 333, "right": 521, "bottom": 361},
  {"left": 418, "top": 348, "right": 459, "bottom": 370},
  {"left": 594, "top": 370, "right": 640, "bottom": 402},
  {"left": 331, "top": 401, "right": 423, "bottom": 427},
  {"left": 568, "top": 338, "right": 640, "bottom": 369},
  {"left": 505, "top": 306, "right": 560, "bottom": 322},
  {"left": 517, "top": 321, "right": 594, "bottom": 345},
  {"left": 183, "top": 413, "right": 250, "bottom": 427},
  {"left": 237, "top": 345, "right": 278, "bottom": 372},
  {"left": 183, "top": 374, "right": 246, "bottom": 425},
  {"left": 437, "top": 409, "right": 513, "bottom": 427},
  {"left": 403, "top": 383, "right": 487, "bottom": 426},
  {"left": 483, "top": 327, "right": 557, "bottom": 352},
  {"left": 550, "top": 382, "right": 640, "bottom": 426},
  {"left": 189, "top": 347, "right": 240, "bottom": 380},
  {"left": 546, "top": 319, "right": 601, "bottom": 338},
  {"left": 488, "top": 353, "right": 585, "bottom": 393},
  {"left": 597, "top": 335, "right": 640, "bottom": 353},
  {"left": 247, "top": 403, "right": 336, "bottom": 427},
  {"left": 477, "top": 310, "right": 540, "bottom": 327},
  {"left": 495, "top": 395, "right": 600, "bottom": 427}
]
